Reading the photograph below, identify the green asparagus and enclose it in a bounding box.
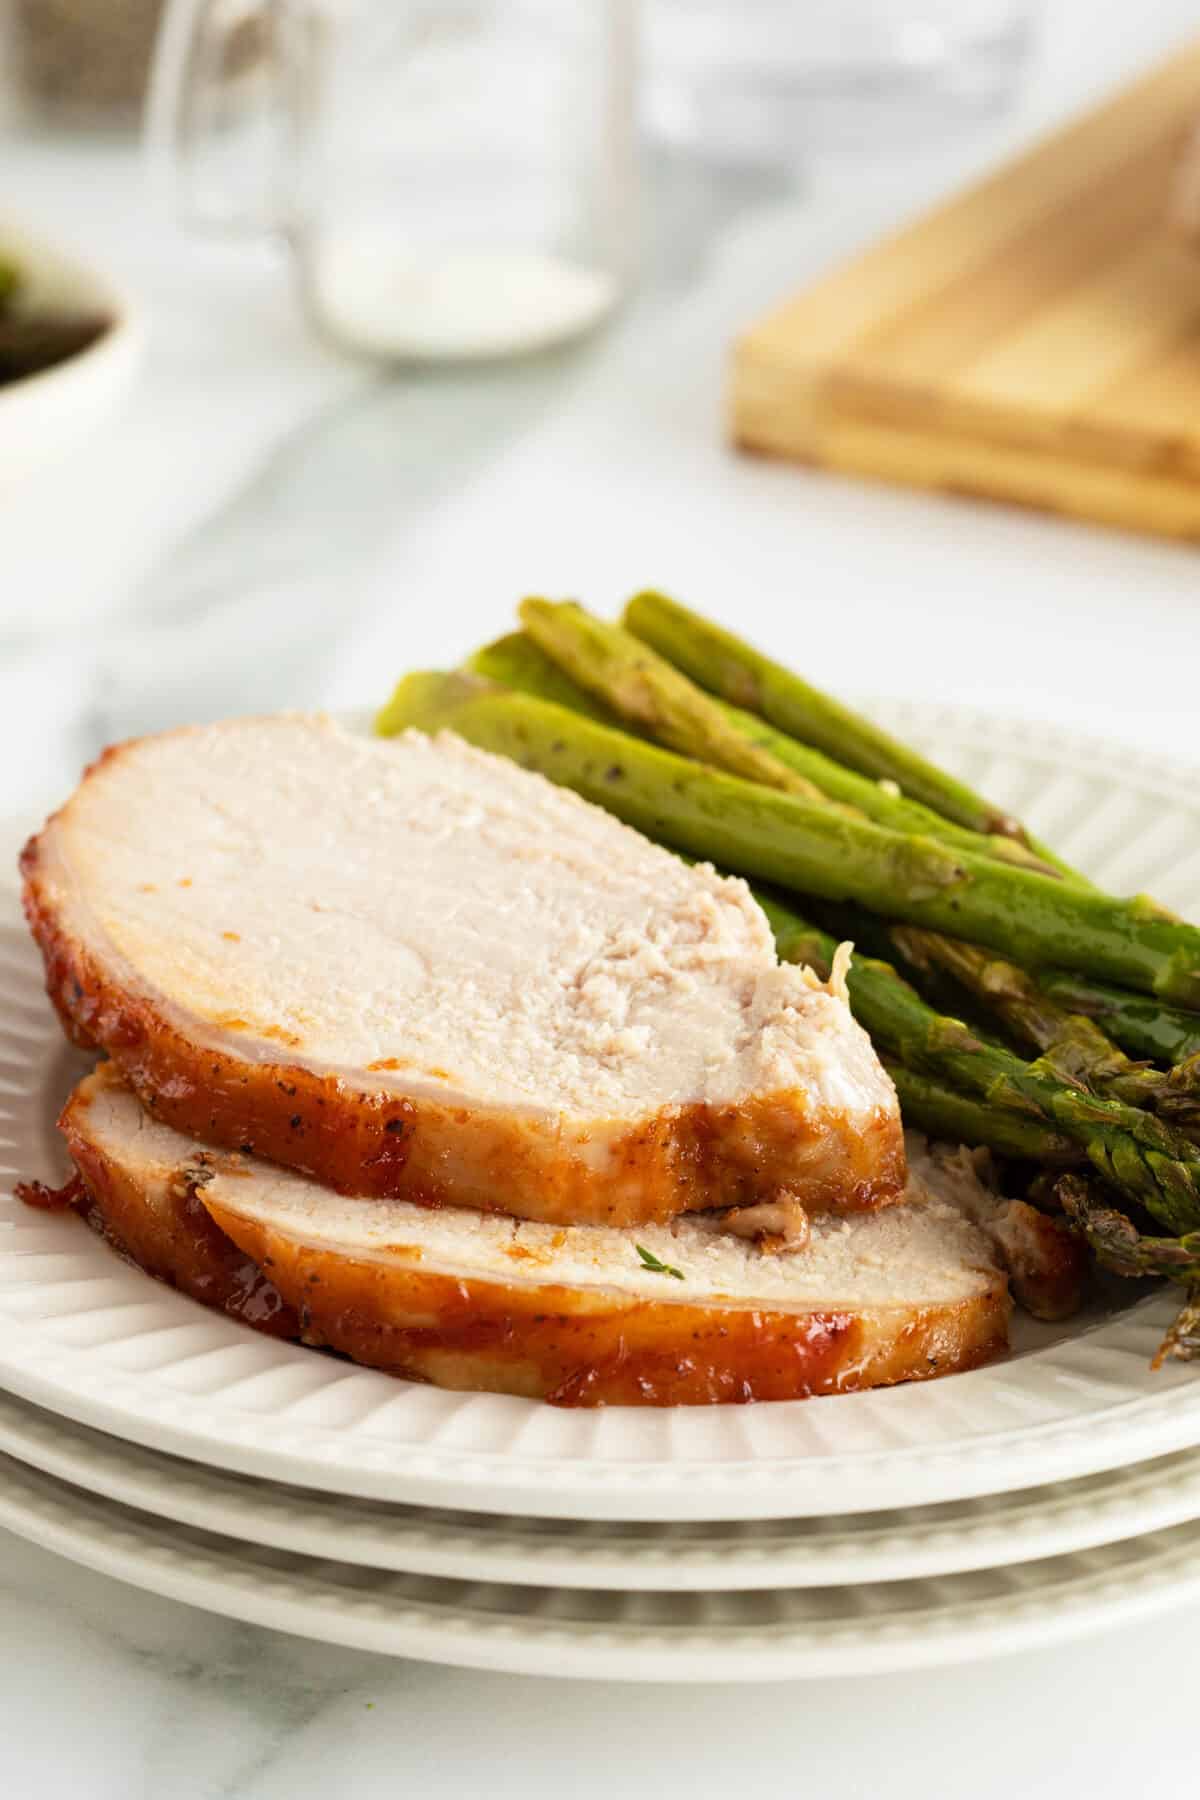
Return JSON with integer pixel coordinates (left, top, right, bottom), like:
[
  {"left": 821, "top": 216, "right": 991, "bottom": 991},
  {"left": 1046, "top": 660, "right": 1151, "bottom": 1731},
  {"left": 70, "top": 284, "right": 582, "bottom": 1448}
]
[
  {"left": 1036, "top": 970, "right": 1200, "bottom": 1066},
  {"left": 888, "top": 925, "right": 1200, "bottom": 1131},
  {"left": 1057, "top": 1174, "right": 1200, "bottom": 1371},
  {"left": 516, "top": 604, "right": 1064, "bottom": 877},
  {"left": 717, "top": 698, "right": 1065, "bottom": 877},
  {"left": 882, "top": 1062, "right": 1079, "bottom": 1164},
  {"left": 1055, "top": 1174, "right": 1200, "bottom": 1279},
  {"left": 519, "top": 599, "right": 832, "bottom": 800},
  {"left": 377, "top": 674, "right": 1200, "bottom": 1006},
  {"left": 469, "top": 630, "right": 622, "bottom": 726},
  {"left": 624, "top": 588, "right": 1078, "bottom": 877}
]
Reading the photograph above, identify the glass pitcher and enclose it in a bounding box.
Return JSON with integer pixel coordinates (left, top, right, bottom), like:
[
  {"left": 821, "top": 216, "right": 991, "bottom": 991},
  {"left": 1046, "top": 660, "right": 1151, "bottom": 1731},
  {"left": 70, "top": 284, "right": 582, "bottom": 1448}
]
[{"left": 147, "top": 0, "right": 637, "bottom": 361}]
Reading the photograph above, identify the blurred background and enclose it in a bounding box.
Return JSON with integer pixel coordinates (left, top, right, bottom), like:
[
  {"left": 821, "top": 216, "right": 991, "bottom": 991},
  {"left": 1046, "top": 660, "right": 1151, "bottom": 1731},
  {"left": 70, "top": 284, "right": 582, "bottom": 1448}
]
[{"left": 0, "top": 0, "right": 1197, "bottom": 817}]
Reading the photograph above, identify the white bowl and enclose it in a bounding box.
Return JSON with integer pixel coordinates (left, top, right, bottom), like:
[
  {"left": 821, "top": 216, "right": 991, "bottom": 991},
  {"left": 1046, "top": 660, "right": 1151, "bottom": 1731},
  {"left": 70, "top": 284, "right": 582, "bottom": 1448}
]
[{"left": 0, "top": 214, "right": 142, "bottom": 485}]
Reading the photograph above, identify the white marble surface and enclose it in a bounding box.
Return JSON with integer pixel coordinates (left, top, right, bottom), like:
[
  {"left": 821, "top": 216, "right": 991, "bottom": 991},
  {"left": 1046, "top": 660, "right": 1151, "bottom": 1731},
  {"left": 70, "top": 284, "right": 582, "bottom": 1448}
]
[{"left": 2, "top": 2, "right": 1200, "bottom": 1791}]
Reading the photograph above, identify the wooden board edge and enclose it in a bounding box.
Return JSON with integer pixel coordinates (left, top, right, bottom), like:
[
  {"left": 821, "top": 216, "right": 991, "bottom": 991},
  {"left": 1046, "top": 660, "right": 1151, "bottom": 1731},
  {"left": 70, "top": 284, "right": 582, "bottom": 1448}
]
[
  {"left": 738, "top": 39, "right": 1200, "bottom": 362},
  {"left": 730, "top": 385, "right": 1200, "bottom": 542}
]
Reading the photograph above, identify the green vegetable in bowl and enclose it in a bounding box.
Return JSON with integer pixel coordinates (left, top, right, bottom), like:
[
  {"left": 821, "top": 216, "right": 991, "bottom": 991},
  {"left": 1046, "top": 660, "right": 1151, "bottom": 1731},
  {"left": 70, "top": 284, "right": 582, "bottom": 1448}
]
[{"left": 0, "top": 249, "right": 110, "bottom": 386}]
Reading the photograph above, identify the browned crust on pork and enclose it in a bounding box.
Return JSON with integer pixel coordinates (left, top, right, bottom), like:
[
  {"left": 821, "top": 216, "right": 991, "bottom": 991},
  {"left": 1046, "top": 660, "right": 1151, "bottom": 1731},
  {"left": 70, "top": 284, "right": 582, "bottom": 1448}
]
[
  {"left": 55, "top": 1075, "right": 1007, "bottom": 1409},
  {"left": 23, "top": 816, "right": 907, "bottom": 1228},
  {"left": 60, "top": 1084, "right": 299, "bottom": 1339},
  {"left": 208, "top": 1209, "right": 1010, "bottom": 1404}
]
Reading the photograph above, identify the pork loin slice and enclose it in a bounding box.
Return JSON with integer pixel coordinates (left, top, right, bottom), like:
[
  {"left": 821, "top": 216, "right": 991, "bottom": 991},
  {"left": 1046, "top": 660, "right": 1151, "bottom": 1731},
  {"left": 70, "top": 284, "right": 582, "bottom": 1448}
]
[
  {"left": 58, "top": 1065, "right": 1007, "bottom": 1407},
  {"left": 22, "top": 715, "right": 904, "bottom": 1227}
]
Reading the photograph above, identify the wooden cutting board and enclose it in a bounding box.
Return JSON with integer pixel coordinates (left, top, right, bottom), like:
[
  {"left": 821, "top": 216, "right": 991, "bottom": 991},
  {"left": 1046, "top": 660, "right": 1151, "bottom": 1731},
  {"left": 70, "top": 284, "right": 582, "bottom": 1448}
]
[{"left": 730, "top": 44, "right": 1200, "bottom": 541}]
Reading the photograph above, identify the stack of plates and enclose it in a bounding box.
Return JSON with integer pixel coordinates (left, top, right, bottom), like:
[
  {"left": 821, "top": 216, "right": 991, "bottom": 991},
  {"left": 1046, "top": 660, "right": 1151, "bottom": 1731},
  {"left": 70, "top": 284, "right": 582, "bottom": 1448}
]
[{"left": 5, "top": 704, "right": 1200, "bottom": 1682}]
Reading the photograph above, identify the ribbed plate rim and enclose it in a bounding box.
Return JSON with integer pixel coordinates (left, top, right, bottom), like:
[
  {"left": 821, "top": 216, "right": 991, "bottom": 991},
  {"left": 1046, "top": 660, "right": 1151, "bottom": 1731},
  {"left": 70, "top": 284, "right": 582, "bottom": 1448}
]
[
  {"left": 4, "top": 1383, "right": 1200, "bottom": 1589},
  {"left": 2, "top": 1446, "right": 1200, "bottom": 1679}
]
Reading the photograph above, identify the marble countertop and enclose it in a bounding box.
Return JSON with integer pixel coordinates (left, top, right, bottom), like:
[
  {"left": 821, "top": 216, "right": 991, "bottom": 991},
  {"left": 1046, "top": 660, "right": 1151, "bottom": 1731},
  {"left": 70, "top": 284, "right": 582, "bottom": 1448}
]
[{"left": 2, "top": 3, "right": 1199, "bottom": 1792}]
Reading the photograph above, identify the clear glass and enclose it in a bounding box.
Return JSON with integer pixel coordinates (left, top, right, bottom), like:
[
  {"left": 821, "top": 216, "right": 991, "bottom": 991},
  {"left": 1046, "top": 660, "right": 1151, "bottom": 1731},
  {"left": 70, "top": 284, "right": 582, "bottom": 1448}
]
[
  {"left": 644, "top": 0, "right": 1039, "bottom": 164},
  {"left": 147, "top": 0, "right": 637, "bottom": 361}
]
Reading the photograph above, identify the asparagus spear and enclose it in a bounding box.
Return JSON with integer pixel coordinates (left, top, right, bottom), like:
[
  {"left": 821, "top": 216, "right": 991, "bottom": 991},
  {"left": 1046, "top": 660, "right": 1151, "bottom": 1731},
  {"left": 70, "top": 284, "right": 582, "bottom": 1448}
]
[
  {"left": 469, "top": 630, "right": 623, "bottom": 726},
  {"left": 1057, "top": 1177, "right": 1200, "bottom": 1369},
  {"left": 377, "top": 674, "right": 1200, "bottom": 1006},
  {"left": 624, "top": 588, "right": 1079, "bottom": 878},
  {"left": 516, "top": 605, "right": 1064, "bottom": 877},
  {"left": 882, "top": 1063, "right": 1080, "bottom": 1165},
  {"left": 881, "top": 936, "right": 1200, "bottom": 1072},
  {"left": 892, "top": 928, "right": 1200, "bottom": 1123},
  {"left": 1036, "top": 969, "right": 1200, "bottom": 1067},
  {"left": 519, "top": 598, "right": 833, "bottom": 801},
  {"left": 888, "top": 925, "right": 1200, "bottom": 1131},
  {"left": 1055, "top": 1175, "right": 1200, "bottom": 1279},
  {"left": 752, "top": 896, "right": 1078, "bottom": 1162},
  {"left": 715, "top": 697, "right": 1064, "bottom": 877}
]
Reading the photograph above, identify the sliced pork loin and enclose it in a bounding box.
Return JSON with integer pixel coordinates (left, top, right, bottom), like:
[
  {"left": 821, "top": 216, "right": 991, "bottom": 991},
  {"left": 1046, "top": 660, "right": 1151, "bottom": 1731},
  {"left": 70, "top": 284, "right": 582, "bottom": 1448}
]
[
  {"left": 23, "top": 715, "right": 905, "bottom": 1228},
  {"left": 57, "top": 1065, "right": 1006, "bottom": 1407}
]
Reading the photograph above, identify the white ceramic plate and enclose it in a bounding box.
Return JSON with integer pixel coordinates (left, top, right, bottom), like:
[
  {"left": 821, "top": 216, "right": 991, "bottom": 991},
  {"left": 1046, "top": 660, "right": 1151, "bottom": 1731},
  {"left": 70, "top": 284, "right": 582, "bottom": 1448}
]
[
  {"left": 0, "top": 214, "right": 141, "bottom": 486},
  {"left": 2, "top": 705, "right": 1200, "bottom": 1522},
  {"left": 3, "top": 1444, "right": 1200, "bottom": 1679},
  {"left": 4, "top": 1382, "right": 1200, "bottom": 1591}
]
